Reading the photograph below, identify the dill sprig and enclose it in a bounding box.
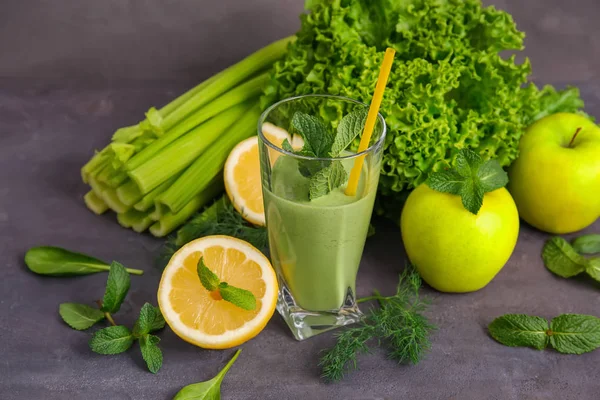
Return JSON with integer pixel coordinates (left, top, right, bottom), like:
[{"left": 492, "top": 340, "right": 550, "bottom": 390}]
[
  {"left": 319, "top": 266, "right": 435, "bottom": 382},
  {"left": 160, "top": 196, "right": 268, "bottom": 265}
]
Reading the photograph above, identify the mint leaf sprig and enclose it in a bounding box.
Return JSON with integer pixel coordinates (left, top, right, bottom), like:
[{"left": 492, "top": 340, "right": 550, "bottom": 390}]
[
  {"left": 542, "top": 235, "right": 600, "bottom": 283},
  {"left": 426, "top": 149, "right": 508, "bottom": 214},
  {"left": 57, "top": 261, "right": 166, "bottom": 373},
  {"left": 283, "top": 110, "right": 367, "bottom": 200},
  {"left": 197, "top": 257, "right": 257, "bottom": 311},
  {"left": 489, "top": 313, "right": 600, "bottom": 354}
]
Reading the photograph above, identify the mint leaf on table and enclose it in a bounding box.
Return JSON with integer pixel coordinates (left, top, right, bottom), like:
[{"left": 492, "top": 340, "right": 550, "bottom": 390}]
[
  {"left": 426, "top": 149, "right": 508, "bottom": 215},
  {"left": 133, "top": 303, "right": 165, "bottom": 336},
  {"left": 59, "top": 303, "right": 105, "bottom": 330},
  {"left": 139, "top": 334, "right": 163, "bottom": 374},
  {"left": 291, "top": 112, "right": 334, "bottom": 157},
  {"left": 218, "top": 282, "right": 256, "bottom": 311},
  {"left": 587, "top": 258, "right": 600, "bottom": 282},
  {"left": 542, "top": 237, "right": 589, "bottom": 278},
  {"left": 488, "top": 314, "right": 549, "bottom": 350},
  {"left": 309, "top": 161, "right": 348, "bottom": 200},
  {"left": 330, "top": 109, "right": 367, "bottom": 156},
  {"left": 572, "top": 234, "right": 600, "bottom": 254},
  {"left": 549, "top": 314, "right": 600, "bottom": 354},
  {"left": 89, "top": 325, "right": 135, "bottom": 355},
  {"left": 197, "top": 257, "right": 220, "bottom": 292},
  {"left": 101, "top": 261, "right": 131, "bottom": 313},
  {"left": 173, "top": 349, "right": 241, "bottom": 400}
]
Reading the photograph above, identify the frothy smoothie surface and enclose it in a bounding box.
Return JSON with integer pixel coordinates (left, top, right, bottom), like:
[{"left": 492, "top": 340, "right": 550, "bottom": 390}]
[{"left": 264, "top": 155, "right": 376, "bottom": 311}]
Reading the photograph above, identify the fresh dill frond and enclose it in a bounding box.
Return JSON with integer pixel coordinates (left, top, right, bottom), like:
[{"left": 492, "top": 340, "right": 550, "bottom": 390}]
[
  {"left": 319, "top": 265, "right": 435, "bottom": 382},
  {"left": 159, "top": 196, "right": 268, "bottom": 265}
]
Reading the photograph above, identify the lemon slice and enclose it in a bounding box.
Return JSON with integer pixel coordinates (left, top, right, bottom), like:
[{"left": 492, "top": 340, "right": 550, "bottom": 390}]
[
  {"left": 224, "top": 123, "right": 303, "bottom": 226},
  {"left": 158, "top": 235, "right": 278, "bottom": 349}
]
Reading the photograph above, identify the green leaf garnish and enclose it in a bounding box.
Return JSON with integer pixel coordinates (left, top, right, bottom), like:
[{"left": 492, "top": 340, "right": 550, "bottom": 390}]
[
  {"left": 542, "top": 237, "right": 588, "bottom": 278},
  {"left": 197, "top": 257, "right": 220, "bottom": 292},
  {"left": 488, "top": 314, "right": 549, "bottom": 350},
  {"left": 218, "top": 282, "right": 257, "bottom": 311},
  {"left": 290, "top": 112, "right": 333, "bottom": 157},
  {"left": 89, "top": 325, "right": 135, "bottom": 355},
  {"left": 101, "top": 261, "right": 131, "bottom": 314},
  {"left": 330, "top": 109, "right": 367, "bottom": 156},
  {"left": 572, "top": 234, "right": 600, "bottom": 255},
  {"left": 173, "top": 349, "right": 241, "bottom": 399},
  {"left": 308, "top": 161, "right": 348, "bottom": 200},
  {"left": 139, "top": 334, "right": 163, "bottom": 374},
  {"left": 427, "top": 149, "right": 508, "bottom": 214},
  {"left": 196, "top": 258, "right": 257, "bottom": 311},
  {"left": 133, "top": 303, "right": 165, "bottom": 337},
  {"left": 489, "top": 313, "right": 600, "bottom": 354},
  {"left": 59, "top": 303, "right": 105, "bottom": 331}
]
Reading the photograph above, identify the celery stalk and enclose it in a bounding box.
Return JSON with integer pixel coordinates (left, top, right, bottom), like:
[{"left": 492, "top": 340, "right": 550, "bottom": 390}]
[
  {"left": 133, "top": 174, "right": 180, "bottom": 212},
  {"left": 128, "top": 102, "right": 249, "bottom": 194},
  {"left": 116, "top": 180, "right": 143, "bottom": 206},
  {"left": 131, "top": 212, "right": 156, "bottom": 233},
  {"left": 90, "top": 179, "right": 129, "bottom": 214},
  {"left": 125, "top": 73, "right": 269, "bottom": 171},
  {"left": 159, "top": 36, "right": 293, "bottom": 132},
  {"left": 156, "top": 103, "right": 261, "bottom": 213},
  {"left": 117, "top": 208, "right": 151, "bottom": 229},
  {"left": 149, "top": 177, "right": 224, "bottom": 237},
  {"left": 84, "top": 191, "right": 108, "bottom": 215}
]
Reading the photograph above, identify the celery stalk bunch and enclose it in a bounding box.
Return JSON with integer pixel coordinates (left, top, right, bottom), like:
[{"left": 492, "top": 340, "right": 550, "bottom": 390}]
[{"left": 81, "top": 37, "right": 294, "bottom": 236}]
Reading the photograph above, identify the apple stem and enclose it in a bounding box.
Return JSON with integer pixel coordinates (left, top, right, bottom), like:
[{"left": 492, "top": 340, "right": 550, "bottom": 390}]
[{"left": 568, "top": 127, "right": 582, "bottom": 148}]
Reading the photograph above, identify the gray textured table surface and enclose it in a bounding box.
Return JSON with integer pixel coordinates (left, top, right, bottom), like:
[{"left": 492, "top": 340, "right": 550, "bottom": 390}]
[{"left": 1, "top": 1, "right": 600, "bottom": 399}]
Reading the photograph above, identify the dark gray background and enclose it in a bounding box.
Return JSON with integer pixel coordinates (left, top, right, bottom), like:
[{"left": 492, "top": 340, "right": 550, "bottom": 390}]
[{"left": 1, "top": 1, "right": 599, "bottom": 399}]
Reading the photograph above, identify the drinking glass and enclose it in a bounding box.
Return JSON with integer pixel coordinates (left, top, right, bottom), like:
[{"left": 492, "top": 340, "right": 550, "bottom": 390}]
[{"left": 258, "top": 94, "right": 386, "bottom": 340}]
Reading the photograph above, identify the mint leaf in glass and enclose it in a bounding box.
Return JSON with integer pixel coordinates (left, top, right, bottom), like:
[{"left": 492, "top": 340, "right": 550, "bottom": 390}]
[
  {"left": 542, "top": 237, "right": 589, "bottom": 278},
  {"left": 309, "top": 161, "right": 348, "bottom": 200},
  {"left": 218, "top": 282, "right": 256, "bottom": 311},
  {"left": 549, "top": 314, "right": 600, "bottom": 354},
  {"left": 59, "top": 303, "right": 105, "bottom": 331},
  {"left": 101, "top": 261, "right": 131, "bottom": 314},
  {"left": 89, "top": 325, "right": 134, "bottom": 355},
  {"left": 197, "top": 257, "right": 220, "bottom": 292},
  {"left": 139, "top": 334, "right": 163, "bottom": 373},
  {"left": 426, "top": 149, "right": 508, "bottom": 215},
  {"left": 488, "top": 314, "right": 549, "bottom": 350},
  {"left": 572, "top": 234, "right": 600, "bottom": 255},
  {"left": 330, "top": 109, "right": 367, "bottom": 156},
  {"left": 133, "top": 303, "right": 165, "bottom": 336},
  {"left": 291, "top": 112, "right": 334, "bottom": 157}
]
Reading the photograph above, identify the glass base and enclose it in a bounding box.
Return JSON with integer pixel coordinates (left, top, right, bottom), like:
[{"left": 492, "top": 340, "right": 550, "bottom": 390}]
[{"left": 276, "top": 283, "right": 364, "bottom": 341}]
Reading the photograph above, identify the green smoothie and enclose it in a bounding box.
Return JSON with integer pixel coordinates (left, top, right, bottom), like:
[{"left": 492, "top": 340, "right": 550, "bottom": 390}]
[{"left": 263, "top": 155, "right": 377, "bottom": 312}]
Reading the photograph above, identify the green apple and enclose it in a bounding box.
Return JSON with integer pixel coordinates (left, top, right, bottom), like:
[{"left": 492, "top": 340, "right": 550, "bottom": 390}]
[{"left": 508, "top": 112, "right": 600, "bottom": 234}]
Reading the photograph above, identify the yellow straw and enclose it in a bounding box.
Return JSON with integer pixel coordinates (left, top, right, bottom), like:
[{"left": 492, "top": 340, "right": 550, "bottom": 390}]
[{"left": 345, "top": 47, "right": 395, "bottom": 196}]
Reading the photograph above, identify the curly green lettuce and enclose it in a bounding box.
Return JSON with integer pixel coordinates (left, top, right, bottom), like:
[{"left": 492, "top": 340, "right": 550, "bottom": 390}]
[{"left": 261, "top": 0, "right": 587, "bottom": 211}]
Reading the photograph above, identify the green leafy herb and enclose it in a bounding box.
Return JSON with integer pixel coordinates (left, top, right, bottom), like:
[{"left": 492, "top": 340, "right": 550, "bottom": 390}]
[
  {"left": 291, "top": 112, "right": 333, "bottom": 157},
  {"left": 309, "top": 161, "right": 348, "bottom": 200},
  {"left": 59, "top": 303, "right": 105, "bottom": 330},
  {"left": 426, "top": 149, "right": 508, "bottom": 214},
  {"left": 330, "top": 109, "right": 367, "bottom": 156},
  {"left": 173, "top": 349, "right": 241, "bottom": 400},
  {"left": 24, "top": 246, "right": 143, "bottom": 276},
  {"left": 162, "top": 197, "right": 268, "bottom": 264},
  {"left": 196, "top": 259, "right": 257, "bottom": 311},
  {"left": 572, "top": 234, "right": 600, "bottom": 255},
  {"left": 139, "top": 334, "right": 163, "bottom": 374},
  {"left": 101, "top": 262, "right": 131, "bottom": 314},
  {"left": 489, "top": 313, "right": 600, "bottom": 354},
  {"left": 587, "top": 258, "right": 600, "bottom": 282},
  {"left": 198, "top": 257, "right": 220, "bottom": 292},
  {"left": 319, "top": 266, "right": 434, "bottom": 382},
  {"left": 89, "top": 325, "right": 135, "bottom": 355},
  {"left": 133, "top": 303, "right": 166, "bottom": 336},
  {"left": 218, "top": 283, "right": 257, "bottom": 311},
  {"left": 542, "top": 237, "right": 588, "bottom": 278},
  {"left": 488, "top": 314, "right": 549, "bottom": 350}
]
